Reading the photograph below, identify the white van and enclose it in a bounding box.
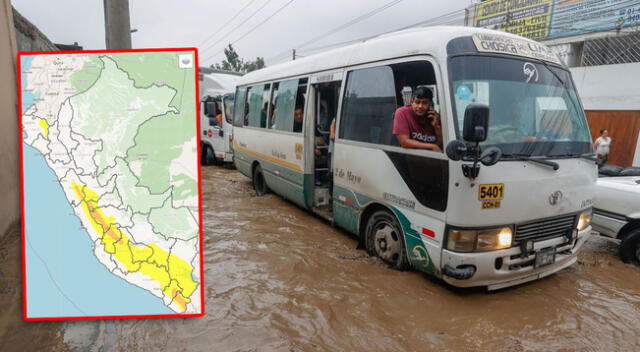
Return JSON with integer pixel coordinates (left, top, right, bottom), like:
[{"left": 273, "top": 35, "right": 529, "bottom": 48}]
[
  {"left": 199, "top": 70, "right": 241, "bottom": 165},
  {"left": 231, "top": 26, "right": 598, "bottom": 290}
]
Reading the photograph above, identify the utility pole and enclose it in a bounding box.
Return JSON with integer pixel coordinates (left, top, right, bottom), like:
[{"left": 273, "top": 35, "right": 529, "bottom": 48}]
[
  {"left": 292, "top": 49, "right": 296, "bottom": 60},
  {"left": 103, "top": 0, "right": 132, "bottom": 49}
]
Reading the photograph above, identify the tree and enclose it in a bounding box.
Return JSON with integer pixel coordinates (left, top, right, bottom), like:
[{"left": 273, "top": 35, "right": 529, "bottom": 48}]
[{"left": 212, "top": 44, "right": 265, "bottom": 73}]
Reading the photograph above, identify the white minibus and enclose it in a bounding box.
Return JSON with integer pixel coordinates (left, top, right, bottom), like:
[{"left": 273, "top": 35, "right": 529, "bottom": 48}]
[
  {"left": 199, "top": 70, "right": 242, "bottom": 165},
  {"left": 232, "top": 26, "right": 598, "bottom": 290}
]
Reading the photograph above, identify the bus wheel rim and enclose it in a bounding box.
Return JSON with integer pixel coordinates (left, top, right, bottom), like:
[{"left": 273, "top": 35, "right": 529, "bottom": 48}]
[{"left": 374, "top": 222, "right": 400, "bottom": 263}]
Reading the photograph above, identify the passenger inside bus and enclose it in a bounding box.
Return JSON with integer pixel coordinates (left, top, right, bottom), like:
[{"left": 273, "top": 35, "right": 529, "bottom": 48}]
[
  {"left": 293, "top": 107, "right": 304, "bottom": 132},
  {"left": 392, "top": 87, "right": 443, "bottom": 151},
  {"left": 339, "top": 60, "right": 439, "bottom": 149}
]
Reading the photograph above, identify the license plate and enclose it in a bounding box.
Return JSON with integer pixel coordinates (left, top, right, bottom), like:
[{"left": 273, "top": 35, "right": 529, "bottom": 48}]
[
  {"left": 535, "top": 247, "right": 556, "bottom": 268},
  {"left": 478, "top": 184, "right": 504, "bottom": 201}
]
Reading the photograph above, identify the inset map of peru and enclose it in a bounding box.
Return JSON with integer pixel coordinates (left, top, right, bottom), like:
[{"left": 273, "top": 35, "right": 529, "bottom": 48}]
[{"left": 19, "top": 49, "right": 203, "bottom": 320}]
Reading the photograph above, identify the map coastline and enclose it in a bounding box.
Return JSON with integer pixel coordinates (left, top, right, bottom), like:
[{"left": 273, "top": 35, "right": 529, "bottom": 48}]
[{"left": 23, "top": 143, "right": 174, "bottom": 318}]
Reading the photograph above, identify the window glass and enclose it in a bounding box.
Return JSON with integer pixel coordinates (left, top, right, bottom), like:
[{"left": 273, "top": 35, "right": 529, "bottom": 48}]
[
  {"left": 450, "top": 56, "right": 592, "bottom": 157},
  {"left": 339, "top": 61, "right": 437, "bottom": 146},
  {"left": 268, "top": 83, "right": 279, "bottom": 128},
  {"left": 260, "top": 84, "right": 271, "bottom": 128},
  {"left": 273, "top": 79, "right": 301, "bottom": 132},
  {"left": 224, "top": 96, "right": 234, "bottom": 124},
  {"left": 233, "top": 87, "right": 246, "bottom": 127},
  {"left": 246, "top": 85, "right": 265, "bottom": 127},
  {"left": 340, "top": 66, "right": 397, "bottom": 144},
  {"left": 293, "top": 79, "right": 307, "bottom": 133}
]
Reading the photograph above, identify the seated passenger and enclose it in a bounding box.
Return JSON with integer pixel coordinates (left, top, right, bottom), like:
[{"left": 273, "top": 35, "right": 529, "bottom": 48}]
[{"left": 392, "top": 87, "right": 443, "bottom": 151}]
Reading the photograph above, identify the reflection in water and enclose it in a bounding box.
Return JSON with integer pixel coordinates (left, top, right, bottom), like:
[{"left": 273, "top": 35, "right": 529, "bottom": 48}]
[{"left": 1, "top": 167, "right": 639, "bottom": 351}]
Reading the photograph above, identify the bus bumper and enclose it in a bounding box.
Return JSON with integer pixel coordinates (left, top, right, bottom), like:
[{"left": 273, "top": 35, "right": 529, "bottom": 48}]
[{"left": 440, "top": 227, "right": 590, "bottom": 290}]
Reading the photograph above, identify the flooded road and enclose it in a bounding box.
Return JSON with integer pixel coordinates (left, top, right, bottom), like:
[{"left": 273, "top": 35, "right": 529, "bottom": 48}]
[{"left": 1, "top": 166, "right": 640, "bottom": 351}]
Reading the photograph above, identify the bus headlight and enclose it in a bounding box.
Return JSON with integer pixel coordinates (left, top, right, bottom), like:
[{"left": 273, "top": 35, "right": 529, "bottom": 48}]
[
  {"left": 577, "top": 210, "right": 592, "bottom": 232},
  {"left": 447, "top": 227, "right": 513, "bottom": 252}
]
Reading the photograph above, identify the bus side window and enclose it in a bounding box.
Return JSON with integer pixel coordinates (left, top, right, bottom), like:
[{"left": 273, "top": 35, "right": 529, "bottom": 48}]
[
  {"left": 268, "top": 82, "right": 280, "bottom": 129},
  {"left": 260, "top": 83, "right": 271, "bottom": 128},
  {"left": 340, "top": 66, "right": 397, "bottom": 145},
  {"left": 340, "top": 61, "right": 438, "bottom": 147},
  {"left": 233, "top": 87, "right": 247, "bottom": 127},
  {"left": 293, "top": 79, "right": 308, "bottom": 133},
  {"left": 243, "top": 86, "right": 253, "bottom": 126},
  {"left": 270, "top": 78, "right": 307, "bottom": 133},
  {"left": 246, "top": 85, "right": 266, "bottom": 127}
]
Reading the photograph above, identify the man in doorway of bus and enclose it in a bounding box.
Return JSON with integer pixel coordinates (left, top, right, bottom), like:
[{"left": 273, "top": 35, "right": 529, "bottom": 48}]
[
  {"left": 393, "top": 87, "right": 443, "bottom": 151},
  {"left": 594, "top": 129, "right": 612, "bottom": 165}
]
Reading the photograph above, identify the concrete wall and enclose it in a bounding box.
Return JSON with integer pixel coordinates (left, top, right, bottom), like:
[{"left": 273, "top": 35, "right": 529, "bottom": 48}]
[
  {"left": 571, "top": 63, "right": 640, "bottom": 167},
  {"left": 12, "top": 7, "right": 57, "bottom": 52},
  {"left": 0, "top": 0, "right": 20, "bottom": 240},
  {"left": 570, "top": 63, "right": 640, "bottom": 111}
]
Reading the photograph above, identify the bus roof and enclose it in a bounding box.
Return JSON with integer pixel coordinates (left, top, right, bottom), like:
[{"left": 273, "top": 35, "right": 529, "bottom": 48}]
[
  {"left": 238, "top": 26, "right": 556, "bottom": 85},
  {"left": 201, "top": 73, "right": 240, "bottom": 91}
]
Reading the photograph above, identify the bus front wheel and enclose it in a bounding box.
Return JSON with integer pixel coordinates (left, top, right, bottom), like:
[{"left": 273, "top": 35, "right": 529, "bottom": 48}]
[
  {"left": 620, "top": 227, "right": 640, "bottom": 266},
  {"left": 252, "top": 164, "right": 269, "bottom": 196},
  {"left": 364, "top": 210, "right": 409, "bottom": 270},
  {"left": 202, "top": 145, "right": 215, "bottom": 166}
]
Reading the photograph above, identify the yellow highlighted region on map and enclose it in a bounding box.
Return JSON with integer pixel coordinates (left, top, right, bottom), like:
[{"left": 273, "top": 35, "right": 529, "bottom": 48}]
[
  {"left": 71, "top": 181, "right": 197, "bottom": 312},
  {"left": 38, "top": 118, "right": 49, "bottom": 139}
]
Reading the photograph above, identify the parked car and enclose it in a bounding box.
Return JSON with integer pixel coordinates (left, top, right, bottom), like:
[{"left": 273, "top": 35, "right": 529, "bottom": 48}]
[{"left": 592, "top": 172, "right": 640, "bottom": 266}]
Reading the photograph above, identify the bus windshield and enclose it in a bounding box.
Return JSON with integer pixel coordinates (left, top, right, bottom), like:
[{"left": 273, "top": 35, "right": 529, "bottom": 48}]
[{"left": 450, "top": 56, "right": 592, "bottom": 158}]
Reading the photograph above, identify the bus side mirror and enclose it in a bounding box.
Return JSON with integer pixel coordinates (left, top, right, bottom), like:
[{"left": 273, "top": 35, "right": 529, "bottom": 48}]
[
  {"left": 205, "top": 101, "right": 216, "bottom": 117},
  {"left": 463, "top": 104, "right": 489, "bottom": 142}
]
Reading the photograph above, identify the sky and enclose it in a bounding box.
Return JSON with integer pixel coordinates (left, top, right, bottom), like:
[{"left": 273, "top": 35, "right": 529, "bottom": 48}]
[{"left": 12, "top": 0, "right": 475, "bottom": 67}]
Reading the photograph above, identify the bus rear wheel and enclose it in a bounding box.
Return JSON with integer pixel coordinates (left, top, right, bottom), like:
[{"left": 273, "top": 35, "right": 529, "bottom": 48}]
[
  {"left": 364, "top": 210, "right": 409, "bottom": 270},
  {"left": 252, "top": 164, "right": 269, "bottom": 196},
  {"left": 620, "top": 227, "right": 640, "bottom": 266}
]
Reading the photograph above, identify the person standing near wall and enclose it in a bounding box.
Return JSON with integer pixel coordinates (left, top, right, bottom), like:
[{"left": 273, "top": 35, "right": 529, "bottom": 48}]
[{"left": 594, "top": 129, "right": 612, "bottom": 165}]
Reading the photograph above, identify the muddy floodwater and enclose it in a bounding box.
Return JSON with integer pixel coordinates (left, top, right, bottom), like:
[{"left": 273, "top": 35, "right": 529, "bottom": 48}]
[{"left": 1, "top": 166, "right": 640, "bottom": 351}]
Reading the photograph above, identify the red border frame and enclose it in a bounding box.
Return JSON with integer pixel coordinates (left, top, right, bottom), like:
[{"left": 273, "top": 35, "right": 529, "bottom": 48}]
[{"left": 18, "top": 47, "right": 204, "bottom": 321}]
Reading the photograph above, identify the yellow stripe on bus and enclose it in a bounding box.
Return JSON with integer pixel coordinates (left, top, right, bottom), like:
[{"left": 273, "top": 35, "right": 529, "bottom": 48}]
[{"left": 234, "top": 142, "right": 303, "bottom": 173}]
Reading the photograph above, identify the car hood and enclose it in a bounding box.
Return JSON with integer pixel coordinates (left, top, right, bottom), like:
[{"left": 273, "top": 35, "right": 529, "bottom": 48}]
[{"left": 595, "top": 176, "right": 640, "bottom": 218}]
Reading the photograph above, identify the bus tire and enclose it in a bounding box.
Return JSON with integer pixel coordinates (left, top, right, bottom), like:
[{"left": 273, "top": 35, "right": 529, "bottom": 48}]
[
  {"left": 202, "top": 145, "right": 215, "bottom": 166},
  {"left": 252, "top": 164, "right": 269, "bottom": 196},
  {"left": 620, "top": 227, "right": 640, "bottom": 266},
  {"left": 364, "top": 210, "right": 409, "bottom": 270}
]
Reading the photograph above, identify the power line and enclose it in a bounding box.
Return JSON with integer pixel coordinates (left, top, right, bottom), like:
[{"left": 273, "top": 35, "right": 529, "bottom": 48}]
[
  {"left": 296, "top": 0, "right": 408, "bottom": 50},
  {"left": 267, "top": 0, "right": 409, "bottom": 63},
  {"left": 201, "top": 0, "right": 277, "bottom": 55},
  {"left": 197, "top": 0, "right": 259, "bottom": 47},
  {"left": 204, "top": 0, "right": 297, "bottom": 64},
  {"left": 267, "top": 8, "right": 466, "bottom": 64}
]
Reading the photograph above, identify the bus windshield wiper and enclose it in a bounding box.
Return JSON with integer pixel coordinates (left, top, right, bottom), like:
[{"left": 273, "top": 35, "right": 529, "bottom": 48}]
[
  {"left": 561, "top": 153, "right": 600, "bottom": 163},
  {"left": 502, "top": 153, "right": 560, "bottom": 170}
]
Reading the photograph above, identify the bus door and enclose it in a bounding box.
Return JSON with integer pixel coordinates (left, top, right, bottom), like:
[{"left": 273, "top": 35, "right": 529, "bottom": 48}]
[
  {"left": 219, "top": 94, "right": 235, "bottom": 161},
  {"left": 308, "top": 73, "right": 343, "bottom": 217}
]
